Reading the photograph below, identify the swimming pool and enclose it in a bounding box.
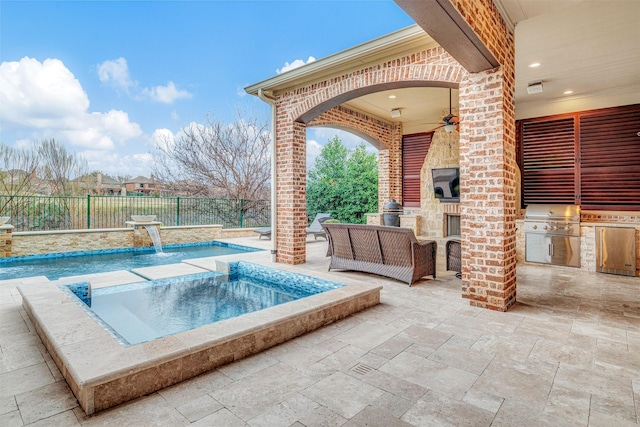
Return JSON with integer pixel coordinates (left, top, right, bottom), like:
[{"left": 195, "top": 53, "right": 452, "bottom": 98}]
[
  {"left": 65, "top": 262, "right": 344, "bottom": 345},
  {"left": 0, "top": 241, "right": 261, "bottom": 280}
]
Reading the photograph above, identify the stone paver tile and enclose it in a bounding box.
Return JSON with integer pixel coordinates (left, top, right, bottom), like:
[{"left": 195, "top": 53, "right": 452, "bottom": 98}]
[
  {"left": 543, "top": 384, "right": 590, "bottom": 424},
  {"left": 246, "top": 393, "right": 319, "bottom": 427},
  {"left": 296, "top": 405, "right": 347, "bottom": 427},
  {"left": 462, "top": 389, "right": 504, "bottom": 414},
  {"left": 595, "top": 345, "right": 640, "bottom": 375},
  {"left": 361, "top": 369, "right": 426, "bottom": 402},
  {"left": 402, "top": 390, "right": 495, "bottom": 427},
  {"left": 334, "top": 321, "right": 403, "bottom": 351},
  {"left": 590, "top": 394, "right": 637, "bottom": 423},
  {"left": 0, "top": 362, "right": 55, "bottom": 398},
  {"left": 0, "top": 410, "right": 22, "bottom": 427},
  {"left": 266, "top": 341, "right": 334, "bottom": 370},
  {"left": 191, "top": 408, "right": 247, "bottom": 427},
  {"left": 210, "top": 363, "right": 314, "bottom": 421},
  {"left": 370, "top": 391, "right": 414, "bottom": 418},
  {"left": 554, "top": 364, "right": 634, "bottom": 404},
  {"left": 301, "top": 371, "right": 384, "bottom": 419},
  {"left": 634, "top": 379, "right": 640, "bottom": 423},
  {"left": 319, "top": 344, "right": 367, "bottom": 371},
  {"left": 528, "top": 337, "right": 595, "bottom": 369},
  {"left": 158, "top": 370, "right": 232, "bottom": 407},
  {"left": 175, "top": 394, "right": 223, "bottom": 423},
  {"left": 344, "top": 405, "right": 413, "bottom": 427},
  {"left": 397, "top": 324, "right": 452, "bottom": 349},
  {"left": 474, "top": 309, "right": 524, "bottom": 331},
  {"left": 427, "top": 341, "right": 494, "bottom": 375},
  {"left": 513, "top": 316, "right": 573, "bottom": 341},
  {"left": 379, "top": 351, "right": 478, "bottom": 400},
  {"left": 15, "top": 381, "right": 78, "bottom": 425},
  {"left": 132, "top": 263, "right": 209, "bottom": 280},
  {"left": 74, "top": 394, "right": 189, "bottom": 426},
  {"left": 471, "top": 357, "right": 556, "bottom": 409},
  {"left": 491, "top": 398, "right": 583, "bottom": 427},
  {"left": 470, "top": 334, "right": 536, "bottom": 362},
  {"left": 217, "top": 353, "right": 280, "bottom": 381},
  {"left": 370, "top": 336, "right": 412, "bottom": 359},
  {"left": 0, "top": 395, "right": 17, "bottom": 416},
  {"left": 587, "top": 410, "right": 639, "bottom": 427},
  {"left": 0, "top": 339, "right": 46, "bottom": 374},
  {"left": 571, "top": 320, "right": 628, "bottom": 343},
  {"left": 28, "top": 410, "right": 81, "bottom": 426}
]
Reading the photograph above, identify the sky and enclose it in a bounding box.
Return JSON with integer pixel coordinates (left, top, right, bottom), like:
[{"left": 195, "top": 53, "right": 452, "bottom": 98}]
[{"left": 0, "top": 0, "right": 414, "bottom": 178}]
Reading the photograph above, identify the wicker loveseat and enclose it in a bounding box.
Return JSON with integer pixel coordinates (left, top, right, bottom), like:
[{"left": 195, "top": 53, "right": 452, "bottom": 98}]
[{"left": 323, "top": 223, "right": 437, "bottom": 286}]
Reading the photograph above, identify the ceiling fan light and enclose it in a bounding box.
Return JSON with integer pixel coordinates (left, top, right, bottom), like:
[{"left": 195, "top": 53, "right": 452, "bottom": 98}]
[{"left": 444, "top": 124, "right": 457, "bottom": 133}]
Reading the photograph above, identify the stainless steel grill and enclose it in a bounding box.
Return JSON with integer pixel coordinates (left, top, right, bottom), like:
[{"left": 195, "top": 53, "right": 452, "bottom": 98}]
[{"left": 524, "top": 204, "right": 581, "bottom": 267}]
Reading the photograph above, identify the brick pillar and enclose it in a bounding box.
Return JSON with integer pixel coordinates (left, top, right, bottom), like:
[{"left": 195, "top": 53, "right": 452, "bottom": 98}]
[
  {"left": 389, "top": 123, "right": 403, "bottom": 205},
  {"left": 378, "top": 123, "right": 403, "bottom": 211},
  {"left": 459, "top": 68, "right": 517, "bottom": 311},
  {"left": 275, "top": 118, "right": 307, "bottom": 265}
]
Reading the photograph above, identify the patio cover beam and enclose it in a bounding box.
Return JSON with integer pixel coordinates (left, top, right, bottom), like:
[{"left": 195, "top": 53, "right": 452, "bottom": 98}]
[{"left": 394, "top": 0, "right": 500, "bottom": 72}]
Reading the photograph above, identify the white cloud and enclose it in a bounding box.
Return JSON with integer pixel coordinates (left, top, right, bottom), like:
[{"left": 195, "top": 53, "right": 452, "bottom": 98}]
[
  {"left": 97, "top": 57, "right": 191, "bottom": 104},
  {"left": 306, "top": 138, "right": 322, "bottom": 168},
  {"left": 142, "top": 81, "right": 192, "bottom": 104},
  {"left": 79, "top": 149, "right": 155, "bottom": 177},
  {"left": 0, "top": 57, "right": 142, "bottom": 150},
  {"left": 276, "top": 56, "right": 316, "bottom": 74},
  {"left": 97, "top": 57, "right": 134, "bottom": 91},
  {"left": 151, "top": 128, "right": 176, "bottom": 150}
]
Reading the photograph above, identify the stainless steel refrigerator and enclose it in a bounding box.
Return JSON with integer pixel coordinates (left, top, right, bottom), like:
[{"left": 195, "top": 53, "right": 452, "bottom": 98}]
[{"left": 595, "top": 227, "right": 636, "bottom": 277}]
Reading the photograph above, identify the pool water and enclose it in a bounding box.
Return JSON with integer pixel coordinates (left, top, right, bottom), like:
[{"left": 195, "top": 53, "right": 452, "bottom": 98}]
[
  {"left": 65, "top": 262, "right": 344, "bottom": 345},
  {"left": 0, "top": 242, "right": 260, "bottom": 281}
]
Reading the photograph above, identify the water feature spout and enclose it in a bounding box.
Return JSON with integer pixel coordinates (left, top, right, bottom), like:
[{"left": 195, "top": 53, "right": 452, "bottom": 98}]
[{"left": 144, "top": 225, "right": 163, "bottom": 253}]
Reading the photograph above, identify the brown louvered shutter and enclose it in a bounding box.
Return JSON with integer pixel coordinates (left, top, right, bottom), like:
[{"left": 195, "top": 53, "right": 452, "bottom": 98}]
[
  {"left": 521, "top": 118, "right": 577, "bottom": 204},
  {"left": 579, "top": 104, "right": 640, "bottom": 208},
  {"left": 402, "top": 132, "right": 433, "bottom": 207}
]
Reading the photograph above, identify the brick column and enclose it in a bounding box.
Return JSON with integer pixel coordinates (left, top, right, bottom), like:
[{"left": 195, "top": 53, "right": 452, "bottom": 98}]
[
  {"left": 275, "top": 118, "right": 307, "bottom": 264},
  {"left": 459, "top": 68, "right": 517, "bottom": 311}
]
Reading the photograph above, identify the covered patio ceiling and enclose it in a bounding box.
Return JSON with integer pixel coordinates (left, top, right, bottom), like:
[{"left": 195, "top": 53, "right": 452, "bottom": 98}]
[{"left": 340, "top": 0, "right": 640, "bottom": 136}]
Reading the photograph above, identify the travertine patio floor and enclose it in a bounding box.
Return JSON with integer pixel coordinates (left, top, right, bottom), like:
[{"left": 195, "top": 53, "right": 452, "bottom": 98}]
[{"left": 1, "top": 236, "right": 639, "bottom": 426}]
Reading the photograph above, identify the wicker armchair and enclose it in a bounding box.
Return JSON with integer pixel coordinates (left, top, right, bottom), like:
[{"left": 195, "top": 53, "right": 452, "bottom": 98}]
[{"left": 322, "top": 223, "right": 437, "bottom": 286}]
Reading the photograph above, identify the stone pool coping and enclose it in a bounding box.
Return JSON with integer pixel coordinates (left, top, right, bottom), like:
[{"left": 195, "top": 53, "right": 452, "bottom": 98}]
[{"left": 18, "top": 263, "right": 381, "bottom": 415}]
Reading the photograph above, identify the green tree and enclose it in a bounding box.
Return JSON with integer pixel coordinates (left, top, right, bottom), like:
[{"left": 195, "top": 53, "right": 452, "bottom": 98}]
[{"left": 307, "top": 136, "right": 378, "bottom": 224}]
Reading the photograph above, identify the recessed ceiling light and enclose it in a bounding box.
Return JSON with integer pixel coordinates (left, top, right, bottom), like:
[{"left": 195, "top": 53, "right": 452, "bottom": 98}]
[
  {"left": 528, "top": 62, "right": 541, "bottom": 68},
  {"left": 563, "top": 90, "right": 574, "bottom": 95},
  {"left": 388, "top": 95, "right": 396, "bottom": 99}
]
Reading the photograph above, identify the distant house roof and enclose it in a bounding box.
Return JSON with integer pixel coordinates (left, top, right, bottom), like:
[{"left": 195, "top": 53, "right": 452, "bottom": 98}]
[{"left": 127, "top": 176, "right": 155, "bottom": 184}]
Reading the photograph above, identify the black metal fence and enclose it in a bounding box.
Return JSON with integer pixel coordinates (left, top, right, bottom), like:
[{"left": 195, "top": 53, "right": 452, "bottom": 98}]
[{"left": 0, "top": 195, "right": 270, "bottom": 232}]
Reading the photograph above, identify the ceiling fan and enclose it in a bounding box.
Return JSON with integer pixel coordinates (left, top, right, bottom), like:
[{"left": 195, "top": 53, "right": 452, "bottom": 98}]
[{"left": 426, "top": 88, "right": 459, "bottom": 132}]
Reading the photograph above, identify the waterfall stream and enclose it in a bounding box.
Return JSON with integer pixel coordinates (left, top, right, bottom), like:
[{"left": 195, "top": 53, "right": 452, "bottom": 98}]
[{"left": 144, "top": 225, "right": 163, "bottom": 253}]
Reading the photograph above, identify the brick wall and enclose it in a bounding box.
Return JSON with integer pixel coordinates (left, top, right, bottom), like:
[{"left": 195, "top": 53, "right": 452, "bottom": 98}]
[
  {"left": 309, "top": 105, "right": 402, "bottom": 212},
  {"left": 273, "top": 46, "right": 466, "bottom": 265}
]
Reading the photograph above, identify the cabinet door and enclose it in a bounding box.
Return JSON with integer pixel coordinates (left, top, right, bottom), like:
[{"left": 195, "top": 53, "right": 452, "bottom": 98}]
[
  {"left": 525, "top": 234, "right": 551, "bottom": 264},
  {"left": 549, "top": 236, "right": 580, "bottom": 267}
]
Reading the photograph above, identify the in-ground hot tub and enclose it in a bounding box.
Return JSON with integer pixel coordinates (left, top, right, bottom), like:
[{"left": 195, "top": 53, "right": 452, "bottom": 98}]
[{"left": 18, "top": 261, "right": 381, "bottom": 415}]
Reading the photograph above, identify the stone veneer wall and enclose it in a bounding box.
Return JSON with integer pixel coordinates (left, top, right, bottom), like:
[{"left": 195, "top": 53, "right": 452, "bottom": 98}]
[
  {"left": 9, "top": 225, "right": 254, "bottom": 257},
  {"left": 1, "top": 227, "right": 13, "bottom": 257}
]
